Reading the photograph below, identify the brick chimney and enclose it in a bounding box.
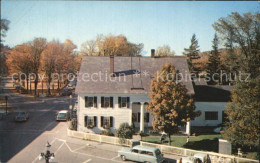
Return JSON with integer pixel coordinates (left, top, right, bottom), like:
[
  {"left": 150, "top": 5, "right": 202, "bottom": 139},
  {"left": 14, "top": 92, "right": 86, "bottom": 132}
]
[
  {"left": 151, "top": 49, "right": 155, "bottom": 57},
  {"left": 110, "top": 55, "right": 114, "bottom": 76}
]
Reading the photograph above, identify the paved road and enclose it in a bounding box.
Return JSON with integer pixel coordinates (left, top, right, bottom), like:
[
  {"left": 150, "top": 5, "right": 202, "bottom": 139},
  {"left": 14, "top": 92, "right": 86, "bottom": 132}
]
[{"left": 0, "top": 77, "right": 180, "bottom": 163}]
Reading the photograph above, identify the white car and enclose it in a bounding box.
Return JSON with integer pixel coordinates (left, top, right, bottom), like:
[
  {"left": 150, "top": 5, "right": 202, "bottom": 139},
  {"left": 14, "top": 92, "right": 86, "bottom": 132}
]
[
  {"left": 181, "top": 153, "right": 210, "bottom": 163},
  {"left": 56, "top": 110, "right": 69, "bottom": 121}
]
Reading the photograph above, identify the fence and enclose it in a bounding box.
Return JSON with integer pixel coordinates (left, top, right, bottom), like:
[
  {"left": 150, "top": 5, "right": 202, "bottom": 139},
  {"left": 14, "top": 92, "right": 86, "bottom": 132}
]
[
  {"left": 67, "top": 129, "right": 258, "bottom": 163},
  {"left": 67, "top": 129, "right": 131, "bottom": 146}
]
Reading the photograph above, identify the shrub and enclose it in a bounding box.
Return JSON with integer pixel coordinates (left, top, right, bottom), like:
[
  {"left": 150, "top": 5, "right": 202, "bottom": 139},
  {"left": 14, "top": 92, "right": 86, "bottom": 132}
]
[
  {"left": 116, "top": 123, "right": 134, "bottom": 139},
  {"left": 101, "top": 129, "right": 114, "bottom": 136},
  {"left": 69, "top": 118, "right": 77, "bottom": 130}
]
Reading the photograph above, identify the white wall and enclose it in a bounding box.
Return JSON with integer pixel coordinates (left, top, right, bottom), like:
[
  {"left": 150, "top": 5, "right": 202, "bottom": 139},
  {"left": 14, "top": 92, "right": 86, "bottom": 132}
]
[
  {"left": 191, "top": 102, "right": 228, "bottom": 126},
  {"left": 77, "top": 93, "right": 150, "bottom": 133}
]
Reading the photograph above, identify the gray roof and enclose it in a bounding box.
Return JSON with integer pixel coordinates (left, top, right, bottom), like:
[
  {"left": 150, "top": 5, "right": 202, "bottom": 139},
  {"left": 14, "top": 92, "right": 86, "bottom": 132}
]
[
  {"left": 75, "top": 56, "right": 194, "bottom": 95},
  {"left": 194, "top": 85, "right": 233, "bottom": 102}
]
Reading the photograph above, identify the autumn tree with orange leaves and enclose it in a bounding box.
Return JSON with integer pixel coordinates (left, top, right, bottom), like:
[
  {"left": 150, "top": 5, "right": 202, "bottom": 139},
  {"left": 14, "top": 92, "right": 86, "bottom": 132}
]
[
  {"left": 7, "top": 44, "right": 31, "bottom": 92},
  {"left": 146, "top": 63, "right": 200, "bottom": 145}
]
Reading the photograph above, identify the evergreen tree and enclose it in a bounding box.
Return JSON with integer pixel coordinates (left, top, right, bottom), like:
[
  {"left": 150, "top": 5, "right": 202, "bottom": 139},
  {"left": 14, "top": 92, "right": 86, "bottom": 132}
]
[
  {"left": 207, "top": 34, "right": 221, "bottom": 84},
  {"left": 183, "top": 34, "right": 200, "bottom": 73},
  {"left": 147, "top": 63, "right": 201, "bottom": 145},
  {"left": 223, "top": 78, "right": 260, "bottom": 148}
]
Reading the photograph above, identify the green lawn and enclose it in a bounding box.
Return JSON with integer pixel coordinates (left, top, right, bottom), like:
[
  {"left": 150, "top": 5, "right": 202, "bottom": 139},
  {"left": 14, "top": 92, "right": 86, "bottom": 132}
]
[{"left": 142, "top": 134, "right": 221, "bottom": 152}]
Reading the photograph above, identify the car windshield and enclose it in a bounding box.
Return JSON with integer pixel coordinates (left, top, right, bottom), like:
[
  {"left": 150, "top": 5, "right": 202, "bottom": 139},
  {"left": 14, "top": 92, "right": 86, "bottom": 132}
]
[
  {"left": 58, "top": 113, "right": 66, "bottom": 118},
  {"left": 155, "top": 149, "right": 161, "bottom": 156},
  {"left": 18, "top": 112, "right": 25, "bottom": 116}
]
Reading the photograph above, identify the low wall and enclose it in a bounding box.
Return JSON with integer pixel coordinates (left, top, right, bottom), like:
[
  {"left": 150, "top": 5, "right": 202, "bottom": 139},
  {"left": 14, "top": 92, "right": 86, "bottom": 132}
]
[
  {"left": 67, "top": 129, "right": 131, "bottom": 146},
  {"left": 67, "top": 129, "right": 258, "bottom": 163},
  {"left": 141, "top": 141, "right": 258, "bottom": 163}
]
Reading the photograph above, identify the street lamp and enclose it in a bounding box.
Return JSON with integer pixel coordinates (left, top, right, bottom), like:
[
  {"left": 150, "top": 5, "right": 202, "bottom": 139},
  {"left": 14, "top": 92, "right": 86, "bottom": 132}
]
[{"left": 39, "top": 142, "right": 55, "bottom": 163}]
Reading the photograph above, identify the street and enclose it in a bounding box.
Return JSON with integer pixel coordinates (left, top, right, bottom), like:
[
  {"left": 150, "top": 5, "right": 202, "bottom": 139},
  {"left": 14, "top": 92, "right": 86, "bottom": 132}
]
[{"left": 0, "top": 77, "right": 179, "bottom": 163}]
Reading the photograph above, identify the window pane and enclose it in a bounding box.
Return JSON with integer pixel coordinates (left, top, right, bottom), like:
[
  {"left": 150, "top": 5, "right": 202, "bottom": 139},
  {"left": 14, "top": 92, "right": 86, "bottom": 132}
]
[{"left": 104, "top": 97, "right": 110, "bottom": 107}]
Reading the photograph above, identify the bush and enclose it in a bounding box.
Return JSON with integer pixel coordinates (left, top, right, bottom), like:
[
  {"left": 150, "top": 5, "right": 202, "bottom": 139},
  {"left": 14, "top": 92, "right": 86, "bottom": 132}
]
[
  {"left": 101, "top": 129, "right": 114, "bottom": 136},
  {"left": 116, "top": 123, "right": 134, "bottom": 139},
  {"left": 69, "top": 118, "right": 77, "bottom": 130}
]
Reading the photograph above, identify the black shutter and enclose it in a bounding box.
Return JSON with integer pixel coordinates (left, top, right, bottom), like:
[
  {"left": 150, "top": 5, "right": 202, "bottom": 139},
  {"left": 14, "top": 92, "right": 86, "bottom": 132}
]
[
  {"left": 146, "top": 113, "right": 149, "bottom": 123},
  {"left": 101, "top": 116, "right": 104, "bottom": 127},
  {"left": 138, "top": 112, "right": 140, "bottom": 123},
  {"left": 118, "top": 97, "right": 121, "bottom": 108},
  {"left": 84, "top": 116, "right": 88, "bottom": 127},
  {"left": 110, "top": 116, "right": 113, "bottom": 127},
  {"left": 127, "top": 97, "right": 130, "bottom": 108},
  {"left": 101, "top": 97, "right": 104, "bottom": 108},
  {"left": 110, "top": 97, "right": 113, "bottom": 108},
  {"left": 94, "top": 116, "right": 97, "bottom": 127},
  {"left": 85, "top": 96, "right": 88, "bottom": 107},
  {"left": 94, "top": 96, "right": 97, "bottom": 108}
]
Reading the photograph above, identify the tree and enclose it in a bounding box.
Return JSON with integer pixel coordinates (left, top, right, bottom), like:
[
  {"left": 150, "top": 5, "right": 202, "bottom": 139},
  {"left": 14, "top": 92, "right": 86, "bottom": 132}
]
[
  {"left": 41, "top": 41, "right": 60, "bottom": 95},
  {"left": 28, "top": 38, "right": 47, "bottom": 95},
  {"left": 81, "top": 40, "right": 98, "bottom": 56},
  {"left": 82, "top": 34, "right": 143, "bottom": 56},
  {"left": 1, "top": 19, "right": 10, "bottom": 43},
  {"left": 183, "top": 34, "right": 200, "bottom": 73},
  {"left": 146, "top": 63, "right": 200, "bottom": 145},
  {"left": 7, "top": 44, "right": 31, "bottom": 92},
  {"left": 223, "top": 79, "right": 260, "bottom": 148},
  {"left": 156, "top": 45, "right": 175, "bottom": 57},
  {"left": 213, "top": 12, "right": 260, "bottom": 79},
  {"left": 207, "top": 33, "right": 221, "bottom": 84}
]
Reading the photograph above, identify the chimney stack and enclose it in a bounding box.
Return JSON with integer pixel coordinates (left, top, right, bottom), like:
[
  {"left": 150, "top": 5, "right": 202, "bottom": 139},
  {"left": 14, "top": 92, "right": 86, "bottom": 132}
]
[
  {"left": 151, "top": 49, "right": 155, "bottom": 58},
  {"left": 110, "top": 55, "right": 114, "bottom": 76}
]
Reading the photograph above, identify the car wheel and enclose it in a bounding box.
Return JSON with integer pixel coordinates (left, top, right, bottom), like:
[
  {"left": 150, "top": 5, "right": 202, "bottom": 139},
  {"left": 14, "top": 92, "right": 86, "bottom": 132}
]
[{"left": 121, "top": 155, "right": 126, "bottom": 161}]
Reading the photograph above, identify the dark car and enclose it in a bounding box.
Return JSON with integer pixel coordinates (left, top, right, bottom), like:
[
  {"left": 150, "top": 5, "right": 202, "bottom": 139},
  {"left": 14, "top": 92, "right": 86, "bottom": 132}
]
[{"left": 15, "top": 111, "right": 29, "bottom": 122}]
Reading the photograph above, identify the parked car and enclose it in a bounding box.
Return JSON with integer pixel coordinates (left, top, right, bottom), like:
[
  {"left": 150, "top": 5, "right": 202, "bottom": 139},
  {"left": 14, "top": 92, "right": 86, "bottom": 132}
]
[
  {"left": 118, "top": 145, "right": 166, "bottom": 163},
  {"left": 56, "top": 110, "right": 69, "bottom": 121},
  {"left": 181, "top": 153, "right": 210, "bottom": 163},
  {"left": 15, "top": 111, "right": 29, "bottom": 122}
]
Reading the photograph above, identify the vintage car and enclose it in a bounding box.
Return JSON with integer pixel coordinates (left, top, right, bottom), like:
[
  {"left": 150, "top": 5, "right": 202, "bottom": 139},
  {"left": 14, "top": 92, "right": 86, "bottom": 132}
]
[
  {"left": 56, "top": 110, "right": 69, "bottom": 121},
  {"left": 15, "top": 111, "right": 29, "bottom": 122},
  {"left": 118, "top": 145, "right": 166, "bottom": 163}
]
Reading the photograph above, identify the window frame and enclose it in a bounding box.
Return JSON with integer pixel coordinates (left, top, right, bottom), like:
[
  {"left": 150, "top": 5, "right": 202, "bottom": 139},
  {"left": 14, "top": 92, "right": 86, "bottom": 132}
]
[{"left": 85, "top": 96, "right": 97, "bottom": 108}]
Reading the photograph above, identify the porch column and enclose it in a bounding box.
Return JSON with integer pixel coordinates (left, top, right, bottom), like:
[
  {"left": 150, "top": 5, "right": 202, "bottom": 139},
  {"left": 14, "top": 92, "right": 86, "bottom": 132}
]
[
  {"left": 186, "top": 121, "right": 190, "bottom": 135},
  {"left": 140, "top": 102, "right": 145, "bottom": 132}
]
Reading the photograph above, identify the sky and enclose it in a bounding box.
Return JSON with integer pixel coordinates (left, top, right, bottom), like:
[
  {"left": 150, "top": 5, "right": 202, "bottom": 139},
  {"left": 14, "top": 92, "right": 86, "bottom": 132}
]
[{"left": 1, "top": 1, "right": 259, "bottom": 56}]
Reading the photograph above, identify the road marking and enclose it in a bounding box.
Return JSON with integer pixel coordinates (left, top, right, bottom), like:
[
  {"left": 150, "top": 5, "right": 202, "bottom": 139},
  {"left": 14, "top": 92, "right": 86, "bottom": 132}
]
[
  {"left": 72, "top": 144, "right": 88, "bottom": 152},
  {"left": 65, "top": 142, "right": 123, "bottom": 163},
  {"left": 111, "top": 156, "right": 120, "bottom": 160},
  {"left": 54, "top": 142, "right": 65, "bottom": 155},
  {"left": 82, "top": 159, "right": 92, "bottom": 163}
]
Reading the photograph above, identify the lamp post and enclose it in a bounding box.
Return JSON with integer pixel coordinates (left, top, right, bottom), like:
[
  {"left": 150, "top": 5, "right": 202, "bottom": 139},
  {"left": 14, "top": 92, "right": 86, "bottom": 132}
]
[{"left": 39, "top": 142, "right": 55, "bottom": 163}]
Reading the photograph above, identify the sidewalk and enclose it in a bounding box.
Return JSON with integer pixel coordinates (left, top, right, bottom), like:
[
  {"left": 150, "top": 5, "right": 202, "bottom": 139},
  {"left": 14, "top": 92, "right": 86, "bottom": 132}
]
[{"left": 65, "top": 134, "right": 182, "bottom": 162}]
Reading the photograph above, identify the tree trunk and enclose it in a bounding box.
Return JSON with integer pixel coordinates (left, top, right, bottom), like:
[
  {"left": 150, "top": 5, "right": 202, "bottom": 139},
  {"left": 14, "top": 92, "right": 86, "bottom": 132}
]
[
  {"left": 48, "top": 80, "right": 51, "bottom": 96},
  {"left": 168, "top": 134, "right": 171, "bottom": 145},
  {"left": 58, "top": 79, "right": 60, "bottom": 90},
  {"left": 34, "top": 75, "right": 38, "bottom": 95},
  {"left": 26, "top": 78, "right": 29, "bottom": 93}
]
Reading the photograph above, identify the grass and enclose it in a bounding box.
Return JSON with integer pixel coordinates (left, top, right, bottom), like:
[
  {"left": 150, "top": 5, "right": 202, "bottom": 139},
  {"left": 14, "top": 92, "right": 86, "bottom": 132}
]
[{"left": 142, "top": 134, "right": 221, "bottom": 152}]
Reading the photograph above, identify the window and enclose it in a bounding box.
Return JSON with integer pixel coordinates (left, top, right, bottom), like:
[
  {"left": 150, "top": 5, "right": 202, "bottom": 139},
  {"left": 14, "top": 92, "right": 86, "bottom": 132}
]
[
  {"left": 140, "top": 151, "right": 154, "bottom": 156},
  {"left": 101, "top": 116, "right": 113, "bottom": 128},
  {"left": 84, "top": 116, "right": 97, "bottom": 128},
  {"left": 101, "top": 97, "right": 113, "bottom": 108},
  {"left": 136, "top": 112, "right": 149, "bottom": 123},
  {"left": 85, "top": 96, "right": 97, "bottom": 108},
  {"left": 132, "top": 113, "right": 138, "bottom": 122},
  {"left": 144, "top": 112, "right": 150, "bottom": 123},
  {"left": 205, "top": 112, "right": 218, "bottom": 120},
  {"left": 132, "top": 149, "right": 138, "bottom": 153},
  {"left": 118, "top": 97, "right": 130, "bottom": 108}
]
